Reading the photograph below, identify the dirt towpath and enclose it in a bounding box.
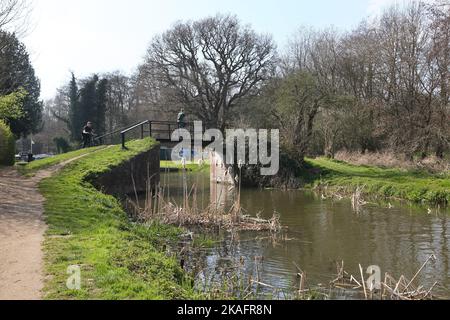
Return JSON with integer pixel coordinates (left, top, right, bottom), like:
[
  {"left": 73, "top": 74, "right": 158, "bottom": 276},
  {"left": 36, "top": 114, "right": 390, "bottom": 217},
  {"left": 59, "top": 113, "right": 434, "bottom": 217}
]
[{"left": 0, "top": 150, "right": 104, "bottom": 300}]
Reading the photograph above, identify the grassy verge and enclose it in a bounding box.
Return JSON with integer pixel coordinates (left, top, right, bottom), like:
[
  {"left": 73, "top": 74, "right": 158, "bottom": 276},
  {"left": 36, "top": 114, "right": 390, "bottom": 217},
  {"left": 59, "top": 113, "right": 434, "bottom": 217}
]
[
  {"left": 161, "top": 160, "right": 210, "bottom": 173},
  {"left": 39, "top": 138, "right": 198, "bottom": 299},
  {"left": 18, "top": 146, "right": 104, "bottom": 176},
  {"left": 306, "top": 158, "right": 450, "bottom": 205}
]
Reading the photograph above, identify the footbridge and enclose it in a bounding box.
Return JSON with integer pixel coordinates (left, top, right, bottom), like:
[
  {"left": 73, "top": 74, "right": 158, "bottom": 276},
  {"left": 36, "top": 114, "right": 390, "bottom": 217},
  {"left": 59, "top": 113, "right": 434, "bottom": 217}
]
[{"left": 94, "top": 120, "right": 205, "bottom": 149}]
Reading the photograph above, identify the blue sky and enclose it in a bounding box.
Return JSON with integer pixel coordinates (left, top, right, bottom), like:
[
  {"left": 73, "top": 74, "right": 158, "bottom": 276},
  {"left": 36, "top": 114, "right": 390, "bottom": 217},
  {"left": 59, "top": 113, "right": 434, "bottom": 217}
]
[{"left": 22, "top": 0, "right": 404, "bottom": 99}]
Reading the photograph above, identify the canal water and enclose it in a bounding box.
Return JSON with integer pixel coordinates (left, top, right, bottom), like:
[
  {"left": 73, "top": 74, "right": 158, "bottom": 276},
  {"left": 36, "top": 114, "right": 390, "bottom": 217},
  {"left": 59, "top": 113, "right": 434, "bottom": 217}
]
[{"left": 156, "top": 171, "right": 450, "bottom": 299}]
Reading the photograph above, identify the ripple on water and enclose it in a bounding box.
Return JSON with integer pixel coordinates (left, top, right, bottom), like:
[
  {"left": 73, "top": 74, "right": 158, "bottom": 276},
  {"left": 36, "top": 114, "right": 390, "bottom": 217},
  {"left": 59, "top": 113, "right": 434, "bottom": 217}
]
[{"left": 160, "top": 172, "right": 450, "bottom": 298}]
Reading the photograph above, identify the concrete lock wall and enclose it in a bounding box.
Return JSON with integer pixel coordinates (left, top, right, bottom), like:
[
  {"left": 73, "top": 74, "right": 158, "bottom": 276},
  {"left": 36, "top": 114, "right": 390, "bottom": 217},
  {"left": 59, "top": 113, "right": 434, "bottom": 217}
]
[{"left": 93, "top": 145, "right": 160, "bottom": 196}]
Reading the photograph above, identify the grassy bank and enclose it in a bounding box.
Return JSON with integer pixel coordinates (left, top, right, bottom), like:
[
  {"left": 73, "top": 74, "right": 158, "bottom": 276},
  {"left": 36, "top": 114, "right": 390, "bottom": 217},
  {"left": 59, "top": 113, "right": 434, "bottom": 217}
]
[
  {"left": 34, "top": 139, "right": 198, "bottom": 299},
  {"left": 161, "top": 160, "right": 210, "bottom": 173},
  {"left": 18, "top": 146, "right": 104, "bottom": 176},
  {"left": 307, "top": 158, "right": 450, "bottom": 205}
]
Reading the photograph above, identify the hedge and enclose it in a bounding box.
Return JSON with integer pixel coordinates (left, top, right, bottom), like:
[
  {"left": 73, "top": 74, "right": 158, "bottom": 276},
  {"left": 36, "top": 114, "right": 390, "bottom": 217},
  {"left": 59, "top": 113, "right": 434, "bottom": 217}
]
[{"left": 0, "top": 120, "right": 15, "bottom": 166}]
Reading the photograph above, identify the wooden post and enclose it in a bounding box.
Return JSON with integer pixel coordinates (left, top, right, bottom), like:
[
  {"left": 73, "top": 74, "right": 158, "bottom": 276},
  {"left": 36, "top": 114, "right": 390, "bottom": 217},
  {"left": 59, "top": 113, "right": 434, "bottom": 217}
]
[{"left": 121, "top": 132, "right": 126, "bottom": 149}]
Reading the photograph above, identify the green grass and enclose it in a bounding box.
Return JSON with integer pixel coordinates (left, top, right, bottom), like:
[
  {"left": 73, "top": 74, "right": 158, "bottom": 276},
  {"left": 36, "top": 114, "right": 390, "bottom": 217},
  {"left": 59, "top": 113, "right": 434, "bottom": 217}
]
[
  {"left": 306, "top": 158, "right": 450, "bottom": 205},
  {"left": 192, "top": 234, "right": 217, "bottom": 249},
  {"left": 18, "top": 146, "right": 104, "bottom": 176},
  {"left": 39, "top": 138, "right": 199, "bottom": 299},
  {"left": 161, "top": 160, "right": 210, "bottom": 173}
]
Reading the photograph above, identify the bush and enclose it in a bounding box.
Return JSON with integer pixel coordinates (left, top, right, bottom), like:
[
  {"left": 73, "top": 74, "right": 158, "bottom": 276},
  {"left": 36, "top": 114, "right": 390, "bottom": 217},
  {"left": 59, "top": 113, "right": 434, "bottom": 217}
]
[{"left": 0, "top": 120, "right": 15, "bottom": 166}]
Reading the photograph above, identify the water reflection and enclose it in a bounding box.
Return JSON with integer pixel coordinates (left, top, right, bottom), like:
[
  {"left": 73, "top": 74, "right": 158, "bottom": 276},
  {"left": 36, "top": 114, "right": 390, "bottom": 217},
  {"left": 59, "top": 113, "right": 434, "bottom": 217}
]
[{"left": 157, "top": 172, "right": 450, "bottom": 298}]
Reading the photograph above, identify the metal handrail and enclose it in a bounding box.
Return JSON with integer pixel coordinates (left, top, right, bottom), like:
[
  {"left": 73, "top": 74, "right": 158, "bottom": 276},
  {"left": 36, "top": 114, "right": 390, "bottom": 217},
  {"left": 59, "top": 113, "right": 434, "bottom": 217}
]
[
  {"left": 121, "top": 120, "right": 151, "bottom": 134},
  {"left": 96, "top": 119, "right": 200, "bottom": 149},
  {"left": 121, "top": 120, "right": 151, "bottom": 149},
  {"left": 94, "top": 121, "right": 144, "bottom": 142}
]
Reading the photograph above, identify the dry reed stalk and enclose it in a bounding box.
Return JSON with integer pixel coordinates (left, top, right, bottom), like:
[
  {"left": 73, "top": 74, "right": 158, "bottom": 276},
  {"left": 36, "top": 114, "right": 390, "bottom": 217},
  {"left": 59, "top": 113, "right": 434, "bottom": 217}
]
[
  {"left": 403, "top": 254, "right": 436, "bottom": 293},
  {"left": 329, "top": 256, "right": 439, "bottom": 300},
  {"left": 135, "top": 176, "right": 282, "bottom": 232}
]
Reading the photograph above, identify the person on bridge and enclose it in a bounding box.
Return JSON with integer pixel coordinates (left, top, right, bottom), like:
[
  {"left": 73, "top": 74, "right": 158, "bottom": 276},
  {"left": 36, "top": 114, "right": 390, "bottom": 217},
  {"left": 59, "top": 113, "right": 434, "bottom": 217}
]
[
  {"left": 82, "top": 122, "right": 94, "bottom": 148},
  {"left": 177, "top": 109, "right": 186, "bottom": 129}
]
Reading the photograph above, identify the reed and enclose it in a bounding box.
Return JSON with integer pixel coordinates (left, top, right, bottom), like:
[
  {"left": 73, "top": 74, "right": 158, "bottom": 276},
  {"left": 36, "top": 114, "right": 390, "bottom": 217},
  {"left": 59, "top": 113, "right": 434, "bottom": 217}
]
[
  {"left": 128, "top": 164, "right": 282, "bottom": 232},
  {"left": 330, "top": 256, "right": 440, "bottom": 300}
]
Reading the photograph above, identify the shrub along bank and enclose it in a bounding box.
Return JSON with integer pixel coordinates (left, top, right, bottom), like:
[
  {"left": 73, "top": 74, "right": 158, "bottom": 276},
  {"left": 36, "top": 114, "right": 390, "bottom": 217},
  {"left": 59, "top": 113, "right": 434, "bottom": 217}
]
[{"left": 0, "top": 120, "right": 15, "bottom": 166}]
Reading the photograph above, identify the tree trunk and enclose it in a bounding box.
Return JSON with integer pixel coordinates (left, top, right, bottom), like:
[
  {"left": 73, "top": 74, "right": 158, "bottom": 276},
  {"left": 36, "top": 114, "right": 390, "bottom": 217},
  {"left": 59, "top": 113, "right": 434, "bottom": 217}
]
[{"left": 435, "top": 143, "right": 444, "bottom": 159}]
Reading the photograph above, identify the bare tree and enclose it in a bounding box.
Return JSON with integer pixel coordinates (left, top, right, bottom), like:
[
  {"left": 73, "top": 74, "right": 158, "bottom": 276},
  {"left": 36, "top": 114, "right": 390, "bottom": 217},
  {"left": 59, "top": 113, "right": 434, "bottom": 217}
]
[
  {"left": 281, "top": 26, "right": 316, "bottom": 74},
  {"left": 0, "top": 0, "right": 31, "bottom": 37},
  {"left": 132, "top": 64, "right": 182, "bottom": 123},
  {"left": 427, "top": 0, "right": 450, "bottom": 157},
  {"left": 103, "top": 71, "right": 132, "bottom": 131},
  {"left": 279, "top": 1, "right": 449, "bottom": 160},
  {"left": 269, "top": 72, "right": 325, "bottom": 164},
  {"left": 143, "top": 14, "right": 277, "bottom": 129}
]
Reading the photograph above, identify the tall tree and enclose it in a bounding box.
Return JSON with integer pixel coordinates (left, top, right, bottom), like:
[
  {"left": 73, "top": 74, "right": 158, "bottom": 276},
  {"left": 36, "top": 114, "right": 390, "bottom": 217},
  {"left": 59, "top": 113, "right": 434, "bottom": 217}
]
[
  {"left": 0, "top": 0, "right": 30, "bottom": 37},
  {"left": 72, "top": 75, "right": 108, "bottom": 140},
  {"left": 0, "top": 31, "right": 42, "bottom": 137},
  {"left": 280, "top": 1, "right": 449, "bottom": 159},
  {"left": 104, "top": 71, "right": 132, "bottom": 132},
  {"left": 96, "top": 78, "right": 108, "bottom": 136},
  {"left": 143, "top": 14, "right": 277, "bottom": 130},
  {"left": 67, "top": 73, "right": 81, "bottom": 141},
  {"left": 269, "top": 72, "right": 325, "bottom": 165},
  {"left": 427, "top": 1, "right": 450, "bottom": 157},
  {"left": 52, "top": 74, "right": 110, "bottom": 142}
]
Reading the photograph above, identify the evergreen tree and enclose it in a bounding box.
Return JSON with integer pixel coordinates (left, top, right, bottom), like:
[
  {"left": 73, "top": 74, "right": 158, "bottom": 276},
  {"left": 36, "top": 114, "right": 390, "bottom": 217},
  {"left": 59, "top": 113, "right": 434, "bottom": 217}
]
[
  {"left": 0, "top": 88, "right": 27, "bottom": 121},
  {"left": 63, "top": 74, "right": 108, "bottom": 142},
  {"left": 0, "top": 31, "right": 42, "bottom": 137},
  {"left": 78, "top": 75, "right": 98, "bottom": 132},
  {"left": 76, "top": 75, "right": 108, "bottom": 137},
  {"left": 67, "top": 73, "right": 81, "bottom": 141}
]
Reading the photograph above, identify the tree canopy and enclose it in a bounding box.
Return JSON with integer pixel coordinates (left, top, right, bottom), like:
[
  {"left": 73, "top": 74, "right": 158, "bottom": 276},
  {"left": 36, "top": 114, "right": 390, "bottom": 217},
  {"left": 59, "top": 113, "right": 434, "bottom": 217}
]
[
  {"left": 52, "top": 73, "right": 108, "bottom": 142},
  {"left": 143, "top": 14, "right": 277, "bottom": 130},
  {"left": 0, "top": 87, "right": 27, "bottom": 121},
  {"left": 0, "top": 31, "right": 42, "bottom": 137}
]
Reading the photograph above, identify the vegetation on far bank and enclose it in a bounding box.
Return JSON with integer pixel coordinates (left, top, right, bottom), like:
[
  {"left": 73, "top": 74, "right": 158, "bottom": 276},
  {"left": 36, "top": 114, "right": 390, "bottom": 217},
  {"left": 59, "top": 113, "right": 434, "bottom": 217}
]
[
  {"left": 160, "top": 160, "right": 210, "bottom": 173},
  {"left": 306, "top": 157, "right": 450, "bottom": 206},
  {"left": 37, "top": 139, "right": 198, "bottom": 299}
]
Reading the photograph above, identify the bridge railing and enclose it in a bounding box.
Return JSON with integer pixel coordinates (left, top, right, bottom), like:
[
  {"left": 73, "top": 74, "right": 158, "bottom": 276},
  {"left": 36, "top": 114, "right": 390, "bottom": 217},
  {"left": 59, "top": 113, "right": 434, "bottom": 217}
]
[
  {"left": 148, "top": 121, "right": 195, "bottom": 141},
  {"left": 95, "top": 121, "right": 145, "bottom": 145},
  {"left": 95, "top": 120, "right": 198, "bottom": 149},
  {"left": 120, "top": 120, "right": 152, "bottom": 149}
]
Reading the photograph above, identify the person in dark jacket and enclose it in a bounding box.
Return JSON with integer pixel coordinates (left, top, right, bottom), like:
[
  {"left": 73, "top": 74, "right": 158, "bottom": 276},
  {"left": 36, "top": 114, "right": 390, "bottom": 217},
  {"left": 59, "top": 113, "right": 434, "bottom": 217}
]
[
  {"left": 177, "top": 109, "right": 186, "bottom": 129},
  {"left": 82, "top": 122, "right": 94, "bottom": 148}
]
